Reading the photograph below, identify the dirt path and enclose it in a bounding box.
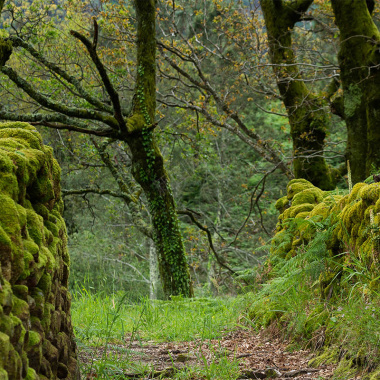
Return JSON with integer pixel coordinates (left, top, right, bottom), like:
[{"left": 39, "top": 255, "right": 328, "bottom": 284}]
[{"left": 79, "top": 329, "right": 337, "bottom": 379}]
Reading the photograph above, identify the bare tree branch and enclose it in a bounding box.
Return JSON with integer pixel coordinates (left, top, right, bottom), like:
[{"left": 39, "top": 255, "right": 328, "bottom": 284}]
[
  {"left": 31, "top": 122, "right": 115, "bottom": 137},
  {"left": 70, "top": 29, "right": 127, "bottom": 133},
  {"left": 158, "top": 95, "right": 291, "bottom": 177},
  {"left": 158, "top": 43, "right": 292, "bottom": 177},
  {"left": 92, "top": 18, "right": 99, "bottom": 50},
  {"left": 80, "top": 252, "right": 150, "bottom": 284},
  {"left": 91, "top": 137, "right": 153, "bottom": 239},
  {"left": 62, "top": 188, "right": 132, "bottom": 201},
  {"left": 0, "top": 109, "right": 118, "bottom": 137},
  {"left": 1, "top": 65, "right": 120, "bottom": 128},
  {"left": 178, "top": 209, "right": 237, "bottom": 275},
  {"left": 9, "top": 35, "right": 114, "bottom": 114},
  {"left": 229, "top": 164, "right": 281, "bottom": 247}
]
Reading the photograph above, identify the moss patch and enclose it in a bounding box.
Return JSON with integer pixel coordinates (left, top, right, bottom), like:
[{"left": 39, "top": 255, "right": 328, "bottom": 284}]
[{"left": 0, "top": 123, "right": 78, "bottom": 378}]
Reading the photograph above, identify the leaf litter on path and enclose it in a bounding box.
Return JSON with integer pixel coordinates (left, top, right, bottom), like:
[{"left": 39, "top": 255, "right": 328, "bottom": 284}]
[{"left": 78, "top": 328, "right": 342, "bottom": 379}]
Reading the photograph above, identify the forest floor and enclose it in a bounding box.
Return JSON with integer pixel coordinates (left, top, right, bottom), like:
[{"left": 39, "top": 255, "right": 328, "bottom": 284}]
[{"left": 78, "top": 328, "right": 338, "bottom": 379}]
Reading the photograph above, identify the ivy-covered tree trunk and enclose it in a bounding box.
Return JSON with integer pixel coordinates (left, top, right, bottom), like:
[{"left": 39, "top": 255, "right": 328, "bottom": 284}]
[
  {"left": 331, "top": 0, "right": 380, "bottom": 183},
  {"left": 126, "top": 0, "right": 193, "bottom": 298},
  {"left": 260, "top": 0, "right": 336, "bottom": 190}
]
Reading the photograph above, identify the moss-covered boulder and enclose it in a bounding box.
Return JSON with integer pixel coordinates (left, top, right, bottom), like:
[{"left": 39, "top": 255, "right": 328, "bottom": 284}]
[
  {"left": 0, "top": 122, "right": 78, "bottom": 379},
  {"left": 271, "top": 178, "right": 380, "bottom": 294},
  {"left": 272, "top": 179, "right": 338, "bottom": 260}
]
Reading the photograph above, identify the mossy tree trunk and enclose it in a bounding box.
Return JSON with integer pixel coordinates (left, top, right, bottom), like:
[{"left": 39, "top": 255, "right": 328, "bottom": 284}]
[
  {"left": 127, "top": 127, "right": 193, "bottom": 297},
  {"left": 260, "top": 0, "right": 336, "bottom": 190},
  {"left": 124, "top": 1, "right": 192, "bottom": 298},
  {"left": 0, "top": 0, "right": 12, "bottom": 67},
  {"left": 331, "top": 0, "right": 380, "bottom": 183}
]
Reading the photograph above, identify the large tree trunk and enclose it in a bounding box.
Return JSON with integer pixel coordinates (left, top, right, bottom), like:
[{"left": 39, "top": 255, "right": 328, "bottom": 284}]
[
  {"left": 129, "top": 132, "right": 193, "bottom": 297},
  {"left": 0, "top": 0, "right": 12, "bottom": 67},
  {"left": 260, "top": 0, "right": 337, "bottom": 190},
  {"left": 128, "top": 0, "right": 193, "bottom": 298},
  {"left": 331, "top": 0, "right": 380, "bottom": 183}
]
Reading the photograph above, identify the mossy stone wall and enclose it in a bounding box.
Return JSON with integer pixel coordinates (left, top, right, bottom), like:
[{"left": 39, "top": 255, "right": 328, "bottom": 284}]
[
  {"left": 272, "top": 178, "right": 380, "bottom": 294},
  {"left": 0, "top": 122, "right": 78, "bottom": 379}
]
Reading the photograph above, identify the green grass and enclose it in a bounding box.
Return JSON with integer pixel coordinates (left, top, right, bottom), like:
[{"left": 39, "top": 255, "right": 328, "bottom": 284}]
[
  {"left": 72, "top": 290, "right": 247, "bottom": 343},
  {"left": 71, "top": 289, "right": 249, "bottom": 379}
]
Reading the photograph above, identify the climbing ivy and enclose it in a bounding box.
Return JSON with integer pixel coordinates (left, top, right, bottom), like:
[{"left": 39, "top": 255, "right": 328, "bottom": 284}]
[{"left": 135, "top": 62, "right": 192, "bottom": 297}]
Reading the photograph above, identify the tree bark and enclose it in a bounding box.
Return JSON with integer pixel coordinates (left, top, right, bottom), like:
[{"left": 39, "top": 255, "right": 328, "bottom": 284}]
[
  {"left": 127, "top": 0, "right": 193, "bottom": 298},
  {"left": 331, "top": 0, "right": 380, "bottom": 183},
  {"left": 260, "top": 0, "right": 337, "bottom": 190}
]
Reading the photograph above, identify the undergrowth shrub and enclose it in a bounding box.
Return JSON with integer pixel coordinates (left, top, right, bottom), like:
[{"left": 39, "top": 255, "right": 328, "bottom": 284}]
[{"left": 249, "top": 213, "right": 337, "bottom": 336}]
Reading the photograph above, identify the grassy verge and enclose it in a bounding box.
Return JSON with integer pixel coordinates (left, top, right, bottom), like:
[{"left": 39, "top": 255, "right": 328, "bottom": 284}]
[
  {"left": 71, "top": 290, "right": 248, "bottom": 379},
  {"left": 71, "top": 290, "right": 247, "bottom": 342}
]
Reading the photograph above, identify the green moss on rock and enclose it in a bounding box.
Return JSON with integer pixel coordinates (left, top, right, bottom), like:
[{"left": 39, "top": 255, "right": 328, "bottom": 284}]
[
  {"left": 288, "top": 203, "right": 315, "bottom": 218},
  {"left": 272, "top": 179, "right": 380, "bottom": 300},
  {"left": 0, "top": 331, "right": 10, "bottom": 368},
  {"left": 0, "top": 123, "right": 77, "bottom": 379},
  {"left": 292, "top": 187, "right": 324, "bottom": 206},
  {"left": 0, "top": 368, "right": 8, "bottom": 380},
  {"left": 12, "top": 285, "right": 28, "bottom": 302},
  {"left": 12, "top": 297, "right": 29, "bottom": 323},
  {"left": 286, "top": 178, "right": 315, "bottom": 200},
  {"left": 275, "top": 195, "right": 290, "bottom": 213},
  {"left": 36, "top": 274, "right": 51, "bottom": 296},
  {"left": 26, "top": 210, "right": 44, "bottom": 247},
  {"left": 25, "top": 367, "right": 38, "bottom": 380}
]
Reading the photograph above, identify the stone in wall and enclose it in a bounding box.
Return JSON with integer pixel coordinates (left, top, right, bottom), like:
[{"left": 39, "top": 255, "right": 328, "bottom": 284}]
[{"left": 0, "top": 122, "right": 78, "bottom": 379}]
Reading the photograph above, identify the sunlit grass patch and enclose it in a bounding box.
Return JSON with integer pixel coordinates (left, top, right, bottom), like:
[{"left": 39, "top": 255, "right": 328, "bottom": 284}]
[{"left": 71, "top": 289, "right": 248, "bottom": 343}]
